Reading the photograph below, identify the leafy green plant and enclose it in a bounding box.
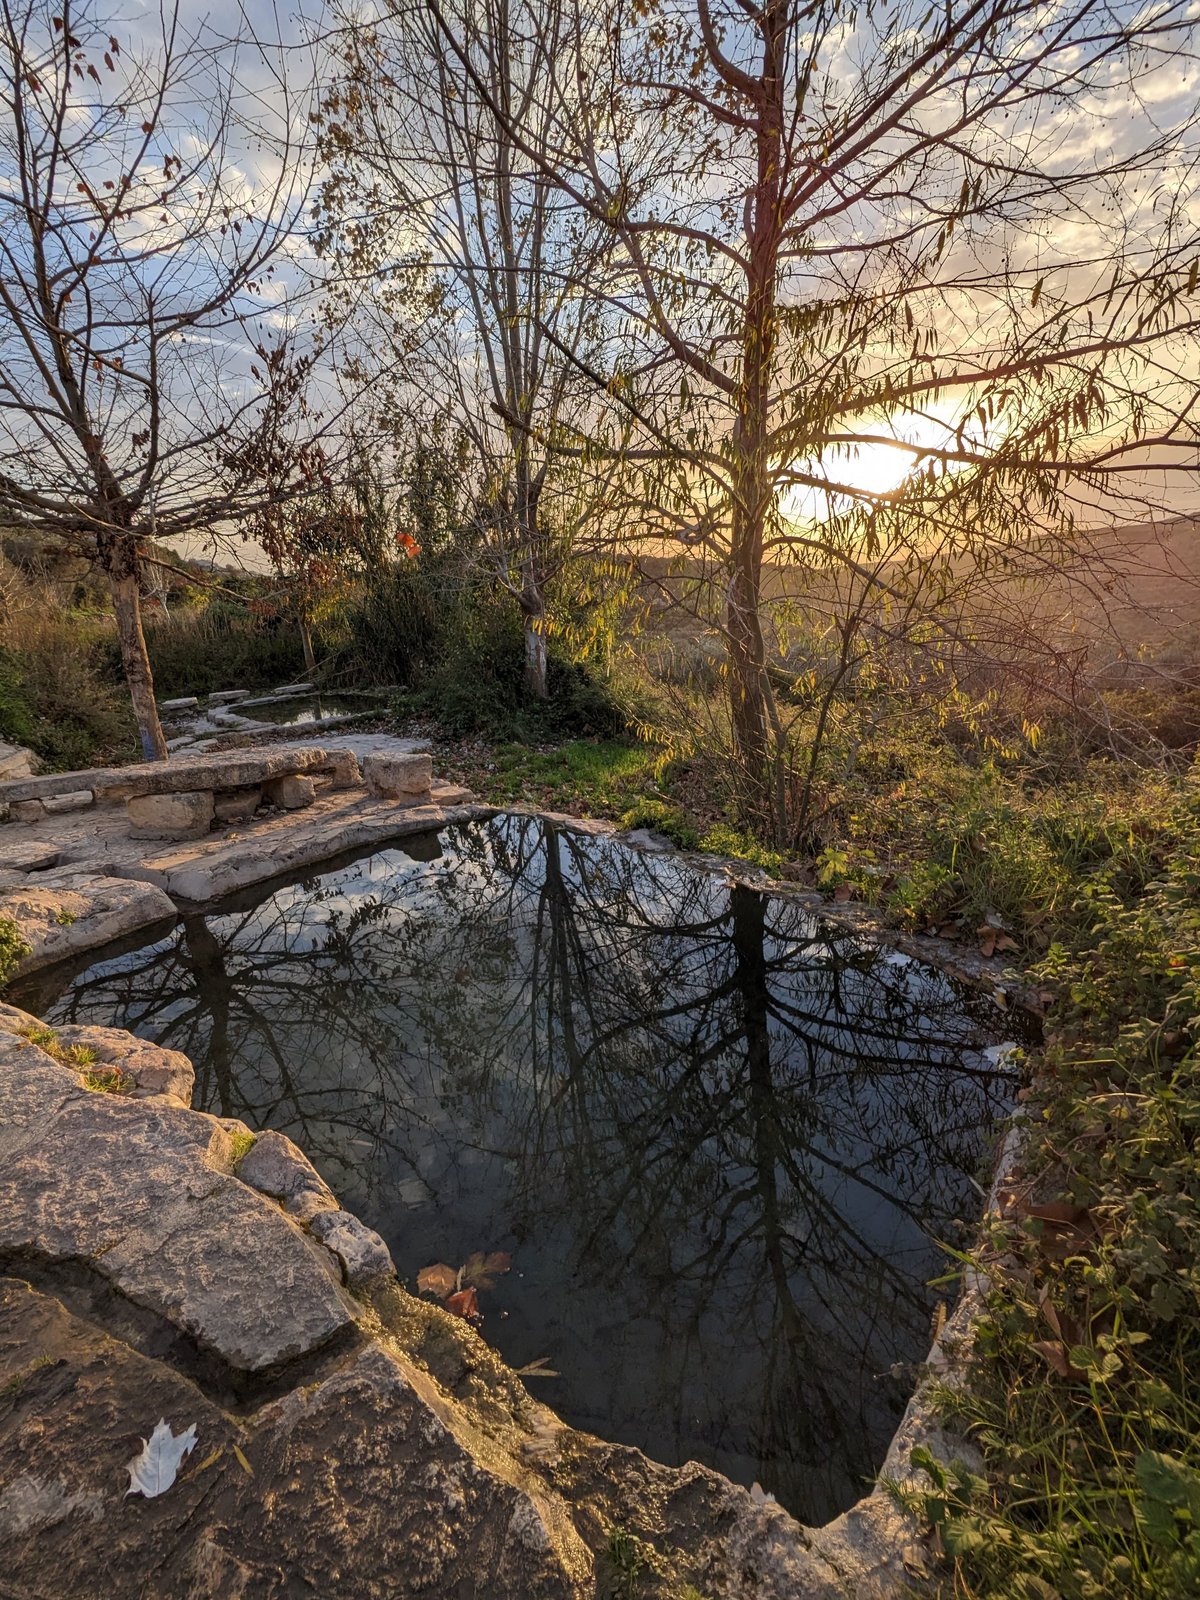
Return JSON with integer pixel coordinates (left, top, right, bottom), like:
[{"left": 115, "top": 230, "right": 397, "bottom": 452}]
[
  {"left": 600, "top": 1527, "right": 648, "bottom": 1599},
  {"left": 697, "top": 823, "right": 784, "bottom": 876},
  {"left": 0, "top": 918, "right": 31, "bottom": 989},
  {"left": 916, "top": 777, "right": 1200, "bottom": 1599},
  {"left": 617, "top": 798, "right": 699, "bottom": 847}
]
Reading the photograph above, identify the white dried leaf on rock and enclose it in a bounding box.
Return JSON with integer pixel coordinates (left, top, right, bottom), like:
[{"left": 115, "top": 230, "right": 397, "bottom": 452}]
[{"left": 124, "top": 1419, "right": 198, "bottom": 1498}]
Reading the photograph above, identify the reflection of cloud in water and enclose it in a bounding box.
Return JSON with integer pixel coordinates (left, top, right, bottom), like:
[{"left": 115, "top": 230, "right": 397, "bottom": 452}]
[{"left": 36, "top": 814, "right": 1020, "bottom": 1527}]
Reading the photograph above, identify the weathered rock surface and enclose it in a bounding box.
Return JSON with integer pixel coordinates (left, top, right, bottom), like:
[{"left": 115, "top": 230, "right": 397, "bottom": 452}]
[
  {"left": 127, "top": 790, "right": 215, "bottom": 840},
  {"left": 325, "top": 747, "right": 361, "bottom": 788},
  {"left": 0, "top": 839, "right": 58, "bottom": 873},
  {"left": 159, "top": 697, "right": 199, "bottom": 712},
  {"left": 0, "top": 746, "right": 341, "bottom": 807},
  {"left": 0, "top": 872, "right": 175, "bottom": 975},
  {"left": 0, "top": 1006, "right": 193, "bottom": 1105},
  {"left": 9, "top": 799, "right": 47, "bottom": 823},
  {"left": 0, "top": 742, "right": 37, "bottom": 781},
  {"left": 236, "top": 1128, "right": 338, "bottom": 1221},
  {"left": 0, "top": 1013, "right": 358, "bottom": 1371},
  {"left": 117, "top": 797, "right": 474, "bottom": 903},
  {"left": 362, "top": 750, "right": 433, "bottom": 799},
  {"left": 213, "top": 785, "right": 261, "bottom": 823},
  {"left": 309, "top": 1209, "right": 395, "bottom": 1287},
  {"left": 43, "top": 791, "right": 93, "bottom": 815}
]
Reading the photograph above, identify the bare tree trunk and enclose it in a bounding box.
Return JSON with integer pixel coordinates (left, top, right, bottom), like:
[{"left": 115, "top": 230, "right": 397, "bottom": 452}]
[
  {"left": 109, "top": 571, "right": 167, "bottom": 761},
  {"left": 725, "top": 1, "right": 784, "bottom": 833},
  {"left": 521, "top": 573, "right": 549, "bottom": 699},
  {"left": 299, "top": 615, "right": 317, "bottom": 676}
]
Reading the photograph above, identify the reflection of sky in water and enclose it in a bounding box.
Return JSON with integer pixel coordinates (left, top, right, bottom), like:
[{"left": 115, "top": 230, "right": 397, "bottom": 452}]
[
  {"left": 236, "top": 694, "right": 385, "bottom": 725},
  {"left": 34, "top": 815, "right": 1019, "bottom": 1525}
]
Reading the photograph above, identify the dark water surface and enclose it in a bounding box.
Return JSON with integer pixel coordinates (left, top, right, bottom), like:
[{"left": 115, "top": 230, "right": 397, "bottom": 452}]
[
  {"left": 237, "top": 693, "right": 383, "bottom": 725},
  {"left": 33, "top": 815, "right": 1015, "bottom": 1523}
]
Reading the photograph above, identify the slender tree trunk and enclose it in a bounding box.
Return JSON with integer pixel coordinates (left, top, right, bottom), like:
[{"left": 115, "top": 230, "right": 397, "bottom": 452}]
[
  {"left": 723, "top": 1, "right": 786, "bottom": 836},
  {"left": 299, "top": 615, "right": 317, "bottom": 676},
  {"left": 521, "top": 571, "right": 549, "bottom": 699},
  {"left": 109, "top": 570, "right": 167, "bottom": 761}
]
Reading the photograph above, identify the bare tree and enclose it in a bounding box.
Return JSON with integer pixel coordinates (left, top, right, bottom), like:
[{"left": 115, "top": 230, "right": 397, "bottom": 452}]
[
  {"left": 430, "top": 0, "right": 1200, "bottom": 837},
  {"left": 319, "top": 0, "right": 615, "bottom": 698},
  {"left": 0, "top": 0, "right": 327, "bottom": 758}
]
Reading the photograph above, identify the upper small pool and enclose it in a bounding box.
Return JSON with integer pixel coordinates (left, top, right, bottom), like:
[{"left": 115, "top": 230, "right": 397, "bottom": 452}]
[
  {"left": 27, "top": 815, "right": 1015, "bottom": 1524},
  {"left": 236, "top": 693, "right": 383, "bottom": 726}
]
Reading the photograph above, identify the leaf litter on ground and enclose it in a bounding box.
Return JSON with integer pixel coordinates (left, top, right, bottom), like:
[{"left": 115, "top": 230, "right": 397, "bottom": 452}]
[{"left": 125, "top": 1419, "right": 198, "bottom": 1498}]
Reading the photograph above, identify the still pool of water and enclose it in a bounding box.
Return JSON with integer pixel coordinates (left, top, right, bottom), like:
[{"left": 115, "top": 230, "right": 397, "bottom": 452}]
[
  {"left": 28, "top": 815, "right": 1016, "bottom": 1524},
  {"left": 237, "top": 693, "right": 383, "bottom": 725}
]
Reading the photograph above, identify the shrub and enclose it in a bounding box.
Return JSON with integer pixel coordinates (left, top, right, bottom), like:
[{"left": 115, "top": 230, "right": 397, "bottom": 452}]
[
  {"left": 348, "top": 552, "right": 629, "bottom": 740},
  {"left": 335, "top": 559, "right": 445, "bottom": 687},
  {"left": 141, "top": 604, "right": 306, "bottom": 697},
  {"left": 0, "top": 918, "right": 31, "bottom": 989},
  {"left": 0, "top": 618, "right": 136, "bottom": 771}
]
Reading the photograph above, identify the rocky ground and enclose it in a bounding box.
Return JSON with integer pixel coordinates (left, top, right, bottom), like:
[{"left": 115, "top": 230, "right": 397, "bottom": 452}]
[
  {"left": 0, "top": 1000, "right": 978, "bottom": 1600},
  {"left": 0, "top": 735, "right": 476, "bottom": 973}
]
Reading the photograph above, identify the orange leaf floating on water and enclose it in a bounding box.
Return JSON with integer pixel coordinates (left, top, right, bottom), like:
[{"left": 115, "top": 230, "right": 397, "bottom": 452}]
[
  {"left": 417, "top": 1263, "right": 458, "bottom": 1299},
  {"left": 446, "top": 1286, "right": 480, "bottom": 1320}
]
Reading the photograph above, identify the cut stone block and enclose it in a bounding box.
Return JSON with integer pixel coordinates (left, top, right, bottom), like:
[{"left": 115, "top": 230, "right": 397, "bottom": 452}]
[
  {"left": 214, "top": 786, "right": 262, "bottom": 823},
  {"left": 326, "top": 749, "right": 361, "bottom": 789},
  {"left": 8, "top": 800, "right": 46, "bottom": 824},
  {"left": 127, "top": 790, "right": 214, "bottom": 840},
  {"left": 43, "top": 791, "right": 92, "bottom": 815},
  {"left": 208, "top": 689, "right": 250, "bottom": 703},
  {"left": 263, "top": 775, "right": 316, "bottom": 810},
  {"left": 159, "top": 696, "right": 199, "bottom": 712},
  {"left": 362, "top": 751, "right": 433, "bottom": 799}
]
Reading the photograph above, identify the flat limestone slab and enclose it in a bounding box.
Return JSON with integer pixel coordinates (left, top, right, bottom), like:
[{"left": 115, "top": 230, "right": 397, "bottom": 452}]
[
  {"left": 0, "top": 838, "right": 59, "bottom": 873},
  {"left": 0, "top": 745, "right": 339, "bottom": 807},
  {"left": 0, "top": 1032, "right": 358, "bottom": 1371},
  {"left": 0, "top": 872, "right": 175, "bottom": 975},
  {"left": 116, "top": 795, "right": 482, "bottom": 904}
]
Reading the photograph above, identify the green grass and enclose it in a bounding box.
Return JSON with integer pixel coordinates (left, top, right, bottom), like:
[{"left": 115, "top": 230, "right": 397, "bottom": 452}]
[
  {"left": 227, "top": 1129, "right": 257, "bottom": 1168},
  {"left": 905, "top": 769, "right": 1200, "bottom": 1600},
  {"left": 483, "top": 739, "right": 664, "bottom": 810},
  {"left": 80, "top": 1065, "right": 133, "bottom": 1094}
]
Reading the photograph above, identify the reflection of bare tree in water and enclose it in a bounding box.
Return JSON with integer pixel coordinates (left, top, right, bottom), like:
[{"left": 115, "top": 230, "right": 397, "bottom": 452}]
[{"left": 40, "top": 816, "right": 1013, "bottom": 1522}]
